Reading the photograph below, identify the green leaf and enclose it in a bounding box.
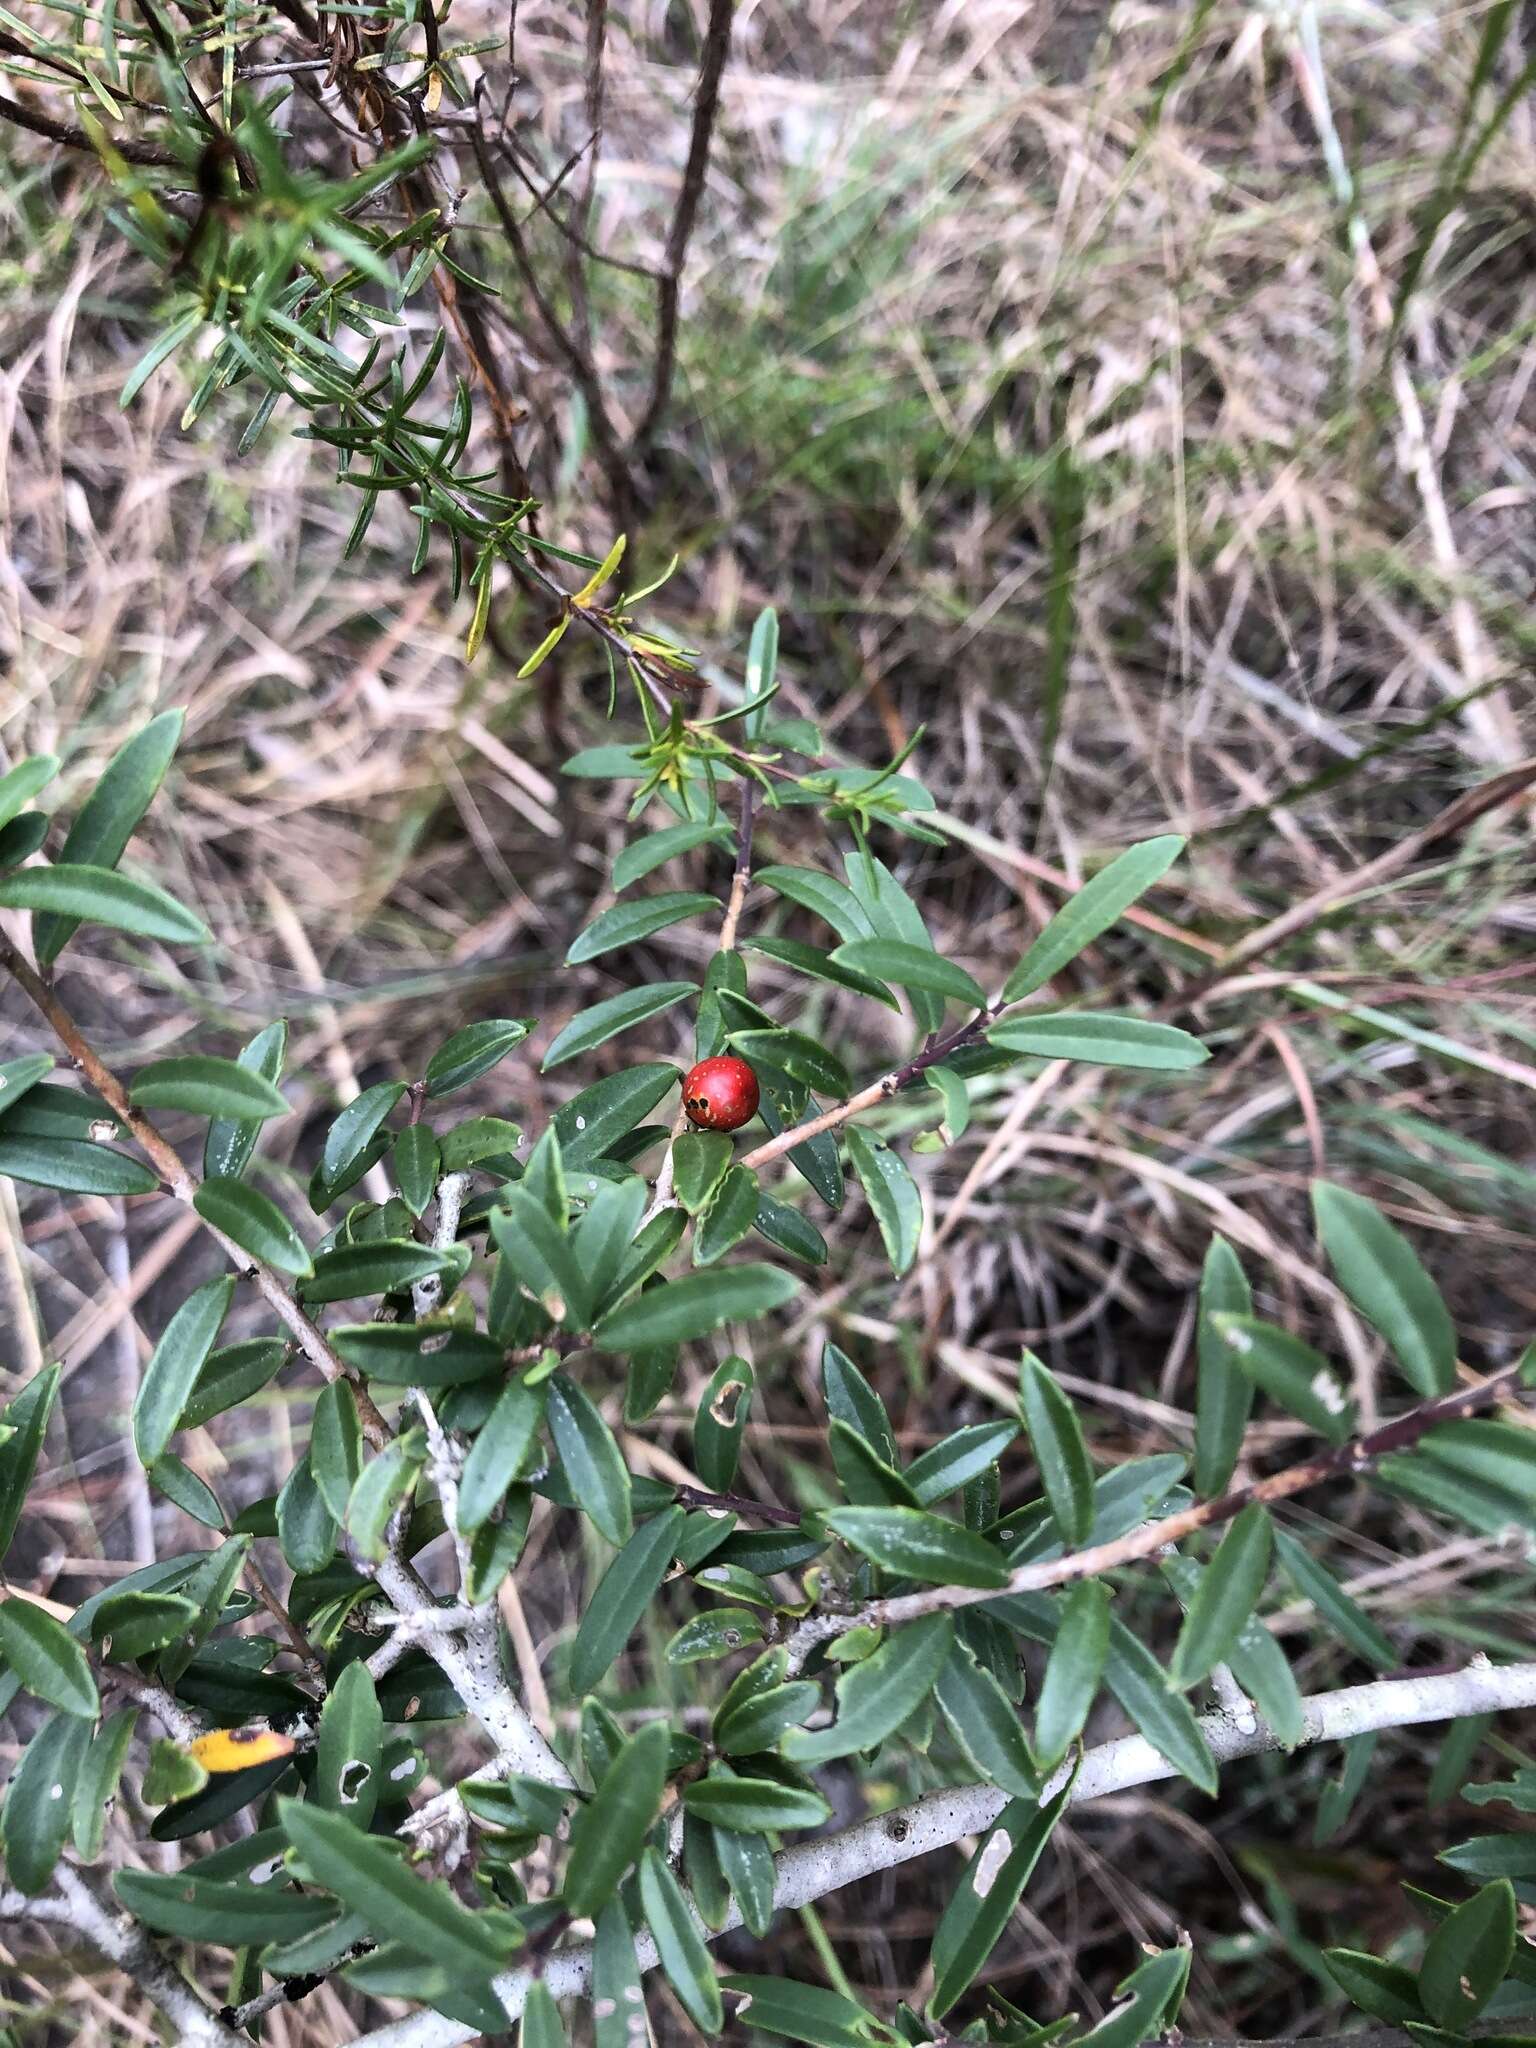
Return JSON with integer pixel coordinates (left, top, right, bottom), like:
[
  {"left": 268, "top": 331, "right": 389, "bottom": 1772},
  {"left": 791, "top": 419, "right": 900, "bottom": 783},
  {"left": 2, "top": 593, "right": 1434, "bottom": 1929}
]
[
  {"left": 0, "top": 1598, "right": 99, "bottom": 1717},
  {"left": 320, "top": 1082, "right": 404, "bottom": 1187},
  {"left": 131, "top": 1056, "right": 288, "bottom": 1121},
  {"left": 673, "top": 1131, "right": 733, "bottom": 1215},
  {"left": 730, "top": 1028, "right": 849, "bottom": 1101},
  {"left": 2, "top": 1712, "right": 93, "bottom": 1892},
  {"left": 554, "top": 1064, "right": 678, "bottom": 1165},
  {"left": 546, "top": 1373, "right": 632, "bottom": 1546},
  {"left": 1169, "top": 1504, "right": 1273, "bottom": 1688},
  {"left": 783, "top": 1613, "right": 954, "bottom": 1765},
  {"left": 301, "top": 1241, "right": 453, "bottom": 1307},
  {"left": 923, "top": 1064, "right": 970, "bottom": 1146},
  {"left": 280, "top": 1797, "right": 512, "bottom": 1976},
  {"left": 594, "top": 1265, "right": 797, "bottom": 1353},
  {"left": 1212, "top": 1315, "right": 1355, "bottom": 1443},
  {"left": 0, "top": 1054, "right": 55, "bottom": 1120},
  {"left": 543, "top": 983, "right": 696, "bottom": 1069},
  {"left": 1070, "top": 1946, "right": 1190, "bottom": 2048},
  {"left": 182, "top": 1337, "right": 286, "bottom": 1431},
  {"left": 521, "top": 1978, "right": 567, "bottom": 2048},
  {"left": 758, "top": 865, "right": 873, "bottom": 943},
  {"left": 0, "top": 753, "right": 59, "bottom": 833},
  {"left": 842, "top": 853, "right": 944, "bottom": 1032},
  {"left": 494, "top": 1187, "right": 592, "bottom": 1327},
  {"left": 117, "top": 1865, "right": 333, "bottom": 1945},
  {"left": 613, "top": 824, "right": 733, "bottom": 891},
  {"left": 72, "top": 1707, "right": 137, "bottom": 1861},
  {"left": 0, "top": 862, "right": 209, "bottom": 944},
  {"left": 666, "top": 1608, "right": 763, "bottom": 1664},
  {"left": 310, "top": 1381, "right": 363, "bottom": 1526},
  {"left": 0, "top": 811, "right": 48, "bottom": 869},
  {"left": 694, "top": 1167, "right": 760, "bottom": 1265},
  {"left": 823, "top": 1346, "right": 897, "bottom": 1465},
  {"left": 695, "top": 1356, "right": 753, "bottom": 1492},
  {"left": 831, "top": 939, "right": 986, "bottom": 1009},
  {"left": 743, "top": 936, "right": 899, "bottom": 1009},
  {"left": 639, "top": 1846, "right": 723, "bottom": 2033},
  {"left": 1194, "top": 1239, "right": 1253, "bottom": 1499},
  {"left": 0, "top": 1134, "right": 158, "bottom": 1196},
  {"left": 391, "top": 1125, "right": 440, "bottom": 1216},
  {"left": 825, "top": 1507, "right": 1008, "bottom": 1589},
  {"left": 316, "top": 1661, "right": 383, "bottom": 1828},
  {"left": 465, "top": 1488, "right": 533, "bottom": 1602},
  {"left": 829, "top": 1421, "right": 917, "bottom": 1507},
  {"left": 845, "top": 1128, "right": 921, "bottom": 1276},
  {"left": 1019, "top": 1352, "right": 1094, "bottom": 1546},
  {"left": 88, "top": 1589, "right": 199, "bottom": 1663},
  {"left": 1273, "top": 1528, "right": 1394, "bottom": 1670},
  {"left": 713, "top": 1650, "right": 818, "bottom": 1756},
  {"left": 204, "top": 1020, "right": 288, "bottom": 1181},
  {"left": 195, "top": 1176, "right": 311, "bottom": 1276},
  {"left": 592, "top": 1898, "right": 644, "bottom": 2048},
  {"left": 1324, "top": 1950, "right": 1425, "bottom": 2025},
  {"left": 1312, "top": 1182, "right": 1457, "bottom": 1398},
  {"left": 720, "top": 1976, "right": 889, "bottom": 2047},
  {"left": 907, "top": 1422, "right": 1017, "bottom": 1507},
  {"left": 133, "top": 1275, "right": 235, "bottom": 1465},
  {"left": 32, "top": 712, "right": 182, "bottom": 963},
  {"left": 0, "top": 1363, "right": 60, "bottom": 1562},
  {"left": 569, "top": 1507, "right": 686, "bottom": 1695},
  {"left": 1033, "top": 1579, "right": 1110, "bottom": 1770},
  {"left": 459, "top": 1377, "right": 546, "bottom": 1534},
  {"left": 143, "top": 1737, "right": 208, "bottom": 1807},
  {"left": 988, "top": 1013, "right": 1207, "bottom": 1071},
  {"left": 567, "top": 892, "right": 719, "bottom": 965},
  {"left": 346, "top": 1436, "right": 426, "bottom": 1561},
  {"left": 928, "top": 1776, "right": 1073, "bottom": 2017},
  {"left": 1420, "top": 1879, "right": 1516, "bottom": 2029},
  {"left": 564, "top": 1719, "right": 670, "bottom": 1919},
  {"left": 1226, "top": 1614, "right": 1306, "bottom": 1750},
  {"left": 934, "top": 1642, "right": 1038, "bottom": 1797},
  {"left": 682, "top": 1773, "right": 831, "bottom": 1833},
  {"left": 744, "top": 606, "right": 779, "bottom": 739},
  {"left": 1102, "top": 1620, "right": 1216, "bottom": 1795},
  {"left": 277, "top": 1456, "right": 338, "bottom": 1574},
  {"left": 328, "top": 1323, "right": 501, "bottom": 1386},
  {"left": 1003, "top": 836, "right": 1184, "bottom": 1002},
  {"left": 424, "top": 1017, "right": 532, "bottom": 1097}
]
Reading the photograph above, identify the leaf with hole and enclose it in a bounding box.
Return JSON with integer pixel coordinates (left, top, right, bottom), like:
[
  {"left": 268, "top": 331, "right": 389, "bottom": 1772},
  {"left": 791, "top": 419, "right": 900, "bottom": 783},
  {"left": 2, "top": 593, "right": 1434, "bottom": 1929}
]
[{"left": 315, "top": 1660, "right": 383, "bottom": 1828}]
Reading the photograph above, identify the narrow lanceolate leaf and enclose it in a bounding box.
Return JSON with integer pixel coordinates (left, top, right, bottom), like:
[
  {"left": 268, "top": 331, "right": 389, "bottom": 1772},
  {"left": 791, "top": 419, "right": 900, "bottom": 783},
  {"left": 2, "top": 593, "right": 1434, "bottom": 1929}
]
[
  {"left": 1273, "top": 1528, "right": 1395, "bottom": 1670},
  {"left": 682, "top": 1773, "right": 831, "bottom": 1834},
  {"left": 823, "top": 1346, "right": 897, "bottom": 1465},
  {"left": 1419, "top": 1878, "right": 1516, "bottom": 2030},
  {"left": 1194, "top": 1238, "right": 1253, "bottom": 1499},
  {"left": 845, "top": 1128, "right": 922, "bottom": 1275},
  {"left": 0, "top": 1599, "right": 99, "bottom": 1717},
  {"left": 1003, "top": 836, "right": 1184, "bottom": 1002},
  {"left": 988, "top": 1014, "right": 1206, "bottom": 1071},
  {"left": 310, "top": 1381, "right": 362, "bottom": 1526},
  {"left": 2, "top": 1712, "right": 93, "bottom": 1892},
  {"left": 133, "top": 1275, "right": 235, "bottom": 1465},
  {"left": 328, "top": 1323, "right": 501, "bottom": 1387},
  {"left": 458, "top": 1378, "right": 546, "bottom": 1534},
  {"left": 316, "top": 1660, "right": 384, "bottom": 1828},
  {"left": 277, "top": 1456, "right": 338, "bottom": 1575},
  {"left": 320, "top": 1082, "right": 405, "bottom": 1188},
  {"left": 743, "top": 935, "right": 899, "bottom": 1009},
  {"left": 546, "top": 1373, "right": 632, "bottom": 1547},
  {"left": 757, "top": 864, "right": 874, "bottom": 943},
  {"left": 720, "top": 1977, "right": 886, "bottom": 2047},
  {"left": 1103, "top": 1620, "right": 1217, "bottom": 1795},
  {"left": 0, "top": 1135, "right": 157, "bottom": 1197},
  {"left": 424, "top": 1018, "right": 532, "bottom": 1097},
  {"left": 566, "top": 892, "right": 718, "bottom": 965},
  {"left": 830, "top": 939, "right": 986, "bottom": 1009},
  {"left": 613, "top": 823, "right": 733, "bottom": 891},
  {"left": 0, "top": 1054, "right": 54, "bottom": 1119},
  {"left": 593, "top": 1898, "right": 644, "bottom": 2048},
  {"left": 1033, "top": 1579, "right": 1111, "bottom": 1770},
  {"left": 0, "top": 753, "right": 59, "bottom": 832},
  {"left": 195, "top": 1177, "right": 312, "bottom": 1276},
  {"left": 301, "top": 1241, "right": 453, "bottom": 1307},
  {"left": 594, "top": 1265, "right": 797, "bottom": 1353},
  {"left": 928, "top": 1776, "right": 1074, "bottom": 2017},
  {"left": 553, "top": 1064, "right": 678, "bottom": 1165},
  {"left": 72, "top": 1707, "right": 137, "bottom": 1862},
  {"left": 115, "top": 1868, "right": 332, "bottom": 1945},
  {"left": 639, "top": 1847, "right": 723, "bottom": 2034},
  {"left": 694, "top": 1167, "right": 761, "bottom": 1265},
  {"left": 1227, "top": 1613, "right": 1306, "bottom": 1750},
  {"left": 1312, "top": 1181, "right": 1457, "bottom": 1398},
  {"left": 569, "top": 1508, "right": 686, "bottom": 1695},
  {"left": 907, "top": 1421, "right": 1018, "bottom": 1506},
  {"left": 695, "top": 1356, "right": 754, "bottom": 1493},
  {"left": 204, "top": 1020, "right": 288, "bottom": 1181},
  {"left": 346, "top": 1437, "right": 426, "bottom": 1562},
  {"left": 1019, "top": 1352, "right": 1094, "bottom": 1546},
  {"left": 1212, "top": 1315, "right": 1355, "bottom": 1444},
  {"left": 934, "top": 1642, "right": 1039, "bottom": 1797},
  {"left": 131, "top": 1056, "right": 288, "bottom": 1121},
  {"left": 0, "top": 863, "right": 210, "bottom": 944},
  {"left": 543, "top": 983, "right": 696, "bottom": 1069},
  {"left": 280, "top": 1798, "right": 511, "bottom": 1977},
  {"left": 33, "top": 711, "right": 182, "bottom": 963},
  {"left": 1070, "top": 1946, "right": 1190, "bottom": 2048},
  {"left": 713, "top": 1652, "right": 819, "bottom": 1757},
  {"left": 520, "top": 1978, "right": 567, "bottom": 2048},
  {"left": 825, "top": 1507, "right": 1008, "bottom": 1590},
  {"left": 672, "top": 1131, "right": 733, "bottom": 1215},
  {"left": 1169, "top": 1505, "right": 1274, "bottom": 1689},
  {"left": 563, "top": 1720, "right": 671, "bottom": 1920},
  {"left": 783, "top": 1613, "right": 954, "bottom": 1766},
  {"left": 1324, "top": 1949, "right": 1425, "bottom": 2025},
  {"left": 0, "top": 1362, "right": 61, "bottom": 1562}
]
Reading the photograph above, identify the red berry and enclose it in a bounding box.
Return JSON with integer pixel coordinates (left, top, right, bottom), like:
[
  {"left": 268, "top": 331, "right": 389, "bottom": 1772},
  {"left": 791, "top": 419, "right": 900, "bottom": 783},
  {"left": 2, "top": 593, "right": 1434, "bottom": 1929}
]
[{"left": 681, "top": 1055, "right": 760, "bottom": 1133}]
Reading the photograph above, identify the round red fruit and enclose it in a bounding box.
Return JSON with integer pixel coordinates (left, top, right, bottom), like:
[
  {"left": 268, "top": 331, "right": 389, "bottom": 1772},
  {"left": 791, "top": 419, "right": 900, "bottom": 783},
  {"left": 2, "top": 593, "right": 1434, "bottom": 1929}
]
[{"left": 681, "top": 1055, "right": 760, "bottom": 1133}]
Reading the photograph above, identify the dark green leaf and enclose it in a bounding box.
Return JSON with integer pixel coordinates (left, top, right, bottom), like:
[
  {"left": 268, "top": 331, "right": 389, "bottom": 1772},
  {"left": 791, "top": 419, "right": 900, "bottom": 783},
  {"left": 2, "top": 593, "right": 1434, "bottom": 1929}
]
[
  {"left": 1003, "top": 837, "right": 1184, "bottom": 1002},
  {"left": 555, "top": 1064, "right": 678, "bottom": 1165},
  {"left": 826, "top": 1507, "right": 1007, "bottom": 1589},
  {"left": 754, "top": 1192, "right": 828, "bottom": 1266},
  {"left": 425, "top": 1018, "right": 532, "bottom": 1097},
  {"left": 695, "top": 1356, "right": 754, "bottom": 1493},
  {"left": 0, "top": 862, "right": 208, "bottom": 945},
  {"left": 32, "top": 713, "right": 182, "bottom": 963},
  {"left": 567, "top": 893, "right": 718, "bottom": 965},
  {"left": 1194, "top": 1238, "right": 1253, "bottom": 1499},
  {"left": 721, "top": 1977, "right": 890, "bottom": 2047},
  {"left": 277, "top": 1456, "right": 338, "bottom": 1574},
  {"left": 1273, "top": 1529, "right": 1394, "bottom": 1670},
  {"left": 0, "top": 1599, "right": 99, "bottom": 1717},
  {"left": 988, "top": 1014, "right": 1206, "bottom": 1071},
  {"left": 311, "top": 1381, "right": 363, "bottom": 1525},
  {"left": 132, "top": 1057, "right": 287, "bottom": 1121},
  {"left": 613, "top": 824, "right": 732, "bottom": 891},
  {"left": 1212, "top": 1315, "right": 1355, "bottom": 1444},
  {"left": 564, "top": 1720, "right": 670, "bottom": 1919},
  {"left": 1033, "top": 1579, "right": 1110, "bottom": 1770},
  {"left": 1019, "top": 1352, "right": 1094, "bottom": 1546},
  {"left": 845, "top": 1128, "right": 921, "bottom": 1276},
  {"left": 934, "top": 1642, "right": 1038, "bottom": 1797},
  {"left": 328, "top": 1322, "right": 500, "bottom": 1386},
  {"left": 1102, "top": 1620, "right": 1216, "bottom": 1795},
  {"left": 546, "top": 1373, "right": 632, "bottom": 1547},
  {"left": 592, "top": 1897, "right": 644, "bottom": 2048},
  {"left": 639, "top": 1846, "right": 722, "bottom": 2033},
  {"left": 743, "top": 935, "right": 898, "bottom": 1009},
  {"left": 88, "top": 1590, "right": 199, "bottom": 1663},
  {"left": 694, "top": 1167, "right": 761, "bottom": 1266},
  {"left": 823, "top": 1347, "right": 897, "bottom": 1464},
  {"left": 543, "top": 984, "right": 696, "bottom": 1070},
  {"left": 929, "top": 1776, "right": 1073, "bottom": 2017},
  {"left": 0, "top": 754, "right": 59, "bottom": 833},
  {"left": 316, "top": 1660, "right": 383, "bottom": 1828},
  {"left": 595, "top": 1265, "right": 797, "bottom": 1353},
  {"left": 195, "top": 1176, "right": 311, "bottom": 1276},
  {"left": 203, "top": 1020, "right": 288, "bottom": 1182},
  {"left": 831, "top": 939, "right": 985, "bottom": 1009},
  {"left": 783, "top": 1613, "right": 954, "bottom": 1765},
  {"left": 569, "top": 1507, "right": 686, "bottom": 1694},
  {"left": 459, "top": 1377, "right": 546, "bottom": 1534},
  {"left": 321, "top": 1082, "right": 405, "bottom": 1186},
  {"left": 72, "top": 1707, "right": 137, "bottom": 1861},
  {"left": 134, "top": 1276, "right": 235, "bottom": 1464},
  {"left": 731, "top": 1029, "right": 848, "bottom": 1101},
  {"left": 392, "top": 1125, "right": 440, "bottom": 1216},
  {"left": 1313, "top": 1181, "right": 1456, "bottom": 1398},
  {"left": 2, "top": 1712, "right": 93, "bottom": 1892},
  {"left": 908, "top": 1422, "right": 1018, "bottom": 1507},
  {"left": 666, "top": 1608, "right": 763, "bottom": 1665},
  {"left": 521, "top": 1978, "right": 567, "bottom": 2048},
  {"left": 0, "top": 1054, "right": 54, "bottom": 1120},
  {"left": 182, "top": 1339, "right": 287, "bottom": 1431},
  {"left": 346, "top": 1436, "right": 426, "bottom": 1562},
  {"left": 682, "top": 1773, "right": 830, "bottom": 1833},
  {"left": 1420, "top": 1880, "right": 1516, "bottom": 2029},
  {"left": 1324, "top": 1950, "right": 1424, "bottom": 2025},
  {"left": 0, "top": 1362, "right": 60, "bottom": 1562},
  {"left": 1069, "top": 1946, "right": 1190, "bottom": 2048},
  {"left": 0, "top": 1134, "right": 158, "bottom": 1196},
  {"left": 301, "top": 1241, "right": 453, "bottom": 1307},
  {"left": 673, "top": 1131, "right": 733, "bottom": 1214},
  {"left": 758, "top": 865, "right": 873, "bottom": 943}
]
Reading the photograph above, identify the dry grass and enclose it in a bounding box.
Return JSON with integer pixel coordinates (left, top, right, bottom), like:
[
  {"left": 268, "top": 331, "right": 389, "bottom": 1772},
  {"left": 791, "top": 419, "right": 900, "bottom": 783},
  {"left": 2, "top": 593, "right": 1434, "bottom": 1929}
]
[{"left": 3, "top": 0, "right": 1536, "bottom": 2040}]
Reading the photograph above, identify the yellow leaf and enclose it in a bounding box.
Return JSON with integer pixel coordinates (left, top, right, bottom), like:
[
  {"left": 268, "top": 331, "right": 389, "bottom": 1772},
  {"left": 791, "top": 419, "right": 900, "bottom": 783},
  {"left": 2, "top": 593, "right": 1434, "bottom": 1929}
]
[{"left": 188, "top": 1726, "right": 297, "bottom": 1774}]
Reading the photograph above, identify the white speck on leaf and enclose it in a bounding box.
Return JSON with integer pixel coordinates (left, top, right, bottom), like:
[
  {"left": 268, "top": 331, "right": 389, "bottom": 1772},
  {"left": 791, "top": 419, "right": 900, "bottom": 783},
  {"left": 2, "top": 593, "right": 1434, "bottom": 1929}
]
[
  {"left": 1311, "top": 1370, "right": 1347, "bottom": 1415},
  {"left": 49, "top": 1783, "right": 63, "bottom": 1801},
  {"left": 973, "top": 1828, "right": 1012, "bottom": 1898},
  {"left": 390, "top": 1757, "right": 416, "bottom": 1782},
  {"left": 574, "top": 1115, "right": 586, "bottom": 1131},
  {"left": 1223, "top": 1325, "right": 1252, "bottom": 1354}
]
